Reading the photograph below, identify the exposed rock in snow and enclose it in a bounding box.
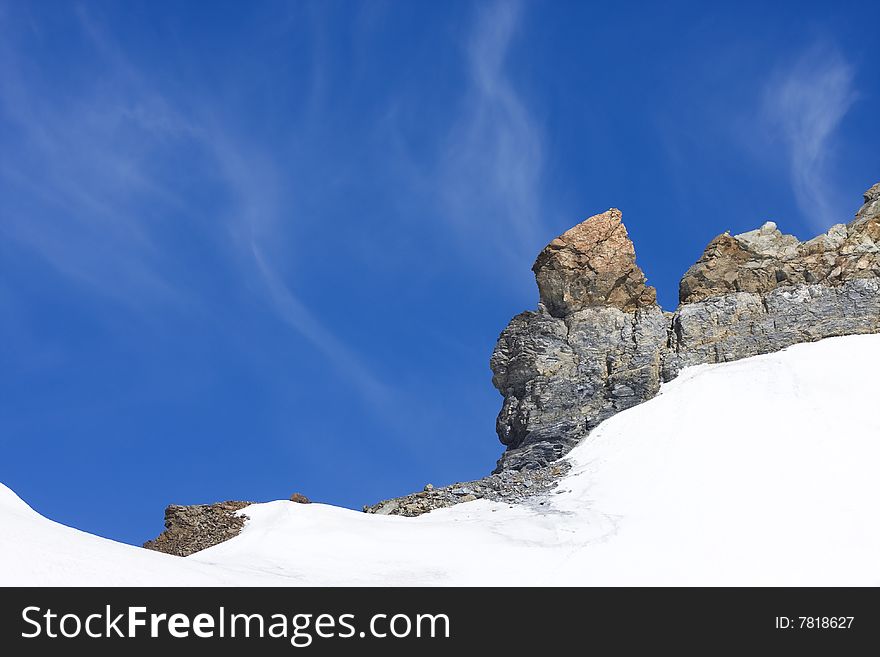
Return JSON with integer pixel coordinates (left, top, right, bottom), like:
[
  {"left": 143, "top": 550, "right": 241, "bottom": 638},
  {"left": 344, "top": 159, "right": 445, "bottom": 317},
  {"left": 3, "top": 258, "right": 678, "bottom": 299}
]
[
  {"left": 364, "top": 460, "right": 570, "bottom": 516},
  {"left": 492, "top": 183, "right": 880, "bottom": 471},
  {"left": 144, "top": 501, "right": 252, "bottom": 557}
]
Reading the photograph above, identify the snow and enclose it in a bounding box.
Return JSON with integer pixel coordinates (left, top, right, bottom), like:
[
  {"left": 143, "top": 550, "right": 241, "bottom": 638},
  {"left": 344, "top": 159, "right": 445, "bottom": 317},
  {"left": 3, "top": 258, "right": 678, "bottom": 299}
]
[
  {"left": 0, "top": 479, "right": 277, "bottom": 586},
  {"left": 3, "top": 334, "right": 880, "bottom": 586}
]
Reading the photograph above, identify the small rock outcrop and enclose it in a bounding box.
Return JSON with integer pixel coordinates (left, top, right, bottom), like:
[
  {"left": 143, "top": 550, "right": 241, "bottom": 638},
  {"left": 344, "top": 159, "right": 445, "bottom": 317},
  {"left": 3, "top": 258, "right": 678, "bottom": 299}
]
[
  {"left": 680, "top": 186, "right": 880, "bottom": 303},
  {"left": 491, "top": 183, "right": 880, "bottom": 471},
  {"left": 364, "top": 461, "right": 570, "bottom": 516},
  {"left": 533, "top": 209, "right": 657, "bottom": 315},
  {"left": 143, "top": 501, "right": 251, "bottom": 557}
]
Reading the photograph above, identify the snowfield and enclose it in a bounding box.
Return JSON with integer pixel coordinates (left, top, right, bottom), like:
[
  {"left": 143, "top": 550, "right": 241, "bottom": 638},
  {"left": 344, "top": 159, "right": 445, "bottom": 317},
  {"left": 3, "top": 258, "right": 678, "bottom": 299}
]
[{"left": 3, "top": 334, "right": 880, "bottom": 586}]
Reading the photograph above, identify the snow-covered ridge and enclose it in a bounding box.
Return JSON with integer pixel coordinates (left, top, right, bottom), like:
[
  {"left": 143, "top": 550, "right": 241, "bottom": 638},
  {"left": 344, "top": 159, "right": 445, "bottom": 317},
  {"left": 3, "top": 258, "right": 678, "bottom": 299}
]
[{"left": 3, "top": 334, "right": 880, "bottom": 586}]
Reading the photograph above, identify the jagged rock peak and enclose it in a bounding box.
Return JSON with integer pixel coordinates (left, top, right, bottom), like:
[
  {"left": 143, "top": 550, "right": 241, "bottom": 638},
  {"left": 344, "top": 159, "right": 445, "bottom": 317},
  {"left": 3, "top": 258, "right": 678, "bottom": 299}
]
[
  {"left": 679, "top": 183, "right": 880, "bottom": 304},
  {"left": 856, "top": 182, "right": 880, "bottom": 223},
  {"left": 532, "top": 208, "right": 657, "bottom": 316}
]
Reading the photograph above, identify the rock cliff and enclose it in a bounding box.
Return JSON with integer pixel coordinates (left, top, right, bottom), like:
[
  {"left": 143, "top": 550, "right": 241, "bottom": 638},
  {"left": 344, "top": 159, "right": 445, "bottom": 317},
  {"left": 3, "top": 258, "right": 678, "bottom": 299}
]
[{"left": 492, "top": 183, "right": 880, "bottom": 471}]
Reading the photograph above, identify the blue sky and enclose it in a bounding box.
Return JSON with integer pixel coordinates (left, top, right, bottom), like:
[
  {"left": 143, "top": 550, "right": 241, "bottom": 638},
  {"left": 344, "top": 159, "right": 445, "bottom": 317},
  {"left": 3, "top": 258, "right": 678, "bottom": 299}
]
[{"left": 1, "top": 0, "right": 877, "bottom": 544}]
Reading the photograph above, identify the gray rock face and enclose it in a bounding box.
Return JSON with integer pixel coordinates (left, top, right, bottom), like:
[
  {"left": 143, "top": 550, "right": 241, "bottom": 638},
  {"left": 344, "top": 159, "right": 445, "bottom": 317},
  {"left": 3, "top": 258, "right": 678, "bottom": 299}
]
[
  {"left": 492, "top": 183, "right": 880, "bottom": 471},
  {"left": 143, "top": 501, "right": 252, "bottom": 557},
  {"left": 491, "top": 306, "right": 666, "bottom": 471},
  {"left": 664, "top": 279, "right": 880, "bottom": 378}
]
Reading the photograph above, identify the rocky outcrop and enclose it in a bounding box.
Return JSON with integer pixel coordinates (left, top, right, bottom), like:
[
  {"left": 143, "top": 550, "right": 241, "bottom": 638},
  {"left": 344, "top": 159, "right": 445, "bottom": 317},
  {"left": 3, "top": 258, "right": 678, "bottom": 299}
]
[
  {"left": 492, "top": 183, "right": 880, "bottom": 471},
  {"left": 664, "top": 278, "right": 880, "bottom": 378},
  {"left": 143, "top": 501, "right": 252, "bottom": 557},
  {"left": 533, "top": 209, "right": 657, "bottom": 315},
  {"left": 364, "top": 461, "right": 570, "bottom": 516},
  {"left": 664, "top": 185, "right": 880, "bottom": 377},
  {"left": 680, "top": 185, "right": 880, "bottom": 304},
  {"left": 491, "top": 209, "right": 667, "bottom": 472}
]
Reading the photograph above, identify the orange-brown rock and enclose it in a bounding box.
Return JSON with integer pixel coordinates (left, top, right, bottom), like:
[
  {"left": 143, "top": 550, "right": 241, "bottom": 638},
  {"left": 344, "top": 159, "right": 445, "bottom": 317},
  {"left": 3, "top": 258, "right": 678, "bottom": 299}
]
[
  {"left": 532, "top": 209, "right": 656, "bottom": 317},
  {"left": 679, "top": 184, "right": 880, "bottom": 304}
]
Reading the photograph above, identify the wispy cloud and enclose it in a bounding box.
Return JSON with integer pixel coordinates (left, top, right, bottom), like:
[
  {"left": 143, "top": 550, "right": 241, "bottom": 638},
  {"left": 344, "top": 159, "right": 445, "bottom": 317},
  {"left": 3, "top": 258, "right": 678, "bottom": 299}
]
[
  {"left": 0, "top": 7, "right": 196, "bottom": 310},
  {"left": 0, "top": 5, "right": 394, "bottom": 420},
  {"left": 762, "top": 44, "right": 857, "bottom": 230},
  {"left": 249, "top": 244, "right": 392, "bottom": 407},
  {"left": 0, "top": 2, "right": 546, "bottom": 460},
  {"left": 438, "top": 0, "right": 545, "bottom": 265},
  {"left": 203, "top": 129, "right": 394, "bottom": 412}
]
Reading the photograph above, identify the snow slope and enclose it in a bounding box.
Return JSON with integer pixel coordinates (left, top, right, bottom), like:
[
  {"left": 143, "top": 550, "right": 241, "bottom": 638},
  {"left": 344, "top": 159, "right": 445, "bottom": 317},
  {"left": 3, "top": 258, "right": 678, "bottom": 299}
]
[
  {"left": 3, "top": 334, "right": 880, "bottom": 586},
  {"left": 0, "top": 479, "right": 283, "bottom": 585}
]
